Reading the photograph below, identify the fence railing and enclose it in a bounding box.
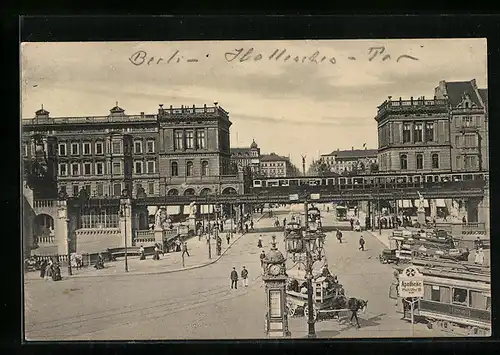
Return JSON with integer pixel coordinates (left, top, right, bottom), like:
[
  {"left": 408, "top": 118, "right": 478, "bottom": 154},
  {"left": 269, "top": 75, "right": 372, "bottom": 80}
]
[
  {"left": 36, "top": 236, "right": 55, "bottom": 244},
  {"left": 134, "top": 230, "right": 156, "bottom": 246}
]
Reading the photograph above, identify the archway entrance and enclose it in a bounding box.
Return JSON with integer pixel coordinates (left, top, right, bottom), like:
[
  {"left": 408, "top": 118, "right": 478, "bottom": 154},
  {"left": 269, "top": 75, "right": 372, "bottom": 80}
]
[
  {"left": 222, "top": 187, "right": 238, "bottom": 195},
  {"left": 34, "top": 214, "right": 55, "bottom": 242},
  {"left": 167, "top": 189, "right": 179, "bottom": 196}
]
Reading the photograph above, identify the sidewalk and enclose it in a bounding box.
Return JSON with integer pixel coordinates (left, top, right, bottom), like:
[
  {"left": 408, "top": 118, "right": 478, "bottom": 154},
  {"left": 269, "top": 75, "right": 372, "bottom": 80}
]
[{"left": 25, "top": 213, "right": 267, "bottom": 280}]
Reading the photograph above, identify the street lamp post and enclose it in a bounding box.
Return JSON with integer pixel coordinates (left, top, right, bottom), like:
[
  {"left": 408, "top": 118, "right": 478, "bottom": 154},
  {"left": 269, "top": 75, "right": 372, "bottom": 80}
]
[
  {"left": 303, "top": 200, "right": 316, "bottom": 338},
  {"left": 207, "top": 194, "right": 212, "bottom": 260},
  {"left": 121, "top": 202, "right": 129, "bottom": 272},
  {"left": 66, "top": 218, "right": 72, "bottom": 276}
]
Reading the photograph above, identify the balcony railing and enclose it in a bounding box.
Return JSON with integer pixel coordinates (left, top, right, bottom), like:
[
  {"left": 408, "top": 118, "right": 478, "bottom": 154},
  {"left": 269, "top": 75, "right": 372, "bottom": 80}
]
[
  {"left": 33, "top": 200, "right": 55, "bottom": 208},
  {"left": 376, "top": 98, "right": 448, "bottom": 118},
  {"left": 23, "top": 114, "right": 158, "bottom": 125},
  {"left": 36, "top": 235, "right": 55, "bottom": 244},
  {"left": 158, "top": 105, "right": 229, "bottom": 118}
]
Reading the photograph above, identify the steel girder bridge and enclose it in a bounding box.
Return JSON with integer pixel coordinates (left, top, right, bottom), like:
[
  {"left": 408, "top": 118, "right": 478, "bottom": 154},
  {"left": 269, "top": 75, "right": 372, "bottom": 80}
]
[{"left": 67, "top": 186, "right": 486, "bottom": 208}]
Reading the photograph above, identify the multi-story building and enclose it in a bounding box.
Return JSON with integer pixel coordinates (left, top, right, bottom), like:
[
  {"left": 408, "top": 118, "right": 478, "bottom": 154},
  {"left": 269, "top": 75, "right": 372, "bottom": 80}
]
[
  {"left": 22, "top": 103, "right": 243, "bottom": 200},
  {"left": 320, "top": 148, "right": 378, "bottom": 174},
  {"left": 375, "top": 95, "right": 451, "bottom": 173},
  {"left": 260, "top": 153, "right": 296, "bottom": 177},
  {"left": 230, "top": 140, "right": 261, "bottom": 175},
  {"left": 374, "top": 79, "right": 488, "bottom": 174},
  {"left": 435, "top": 79, "right": 489, "bottom": 172}
]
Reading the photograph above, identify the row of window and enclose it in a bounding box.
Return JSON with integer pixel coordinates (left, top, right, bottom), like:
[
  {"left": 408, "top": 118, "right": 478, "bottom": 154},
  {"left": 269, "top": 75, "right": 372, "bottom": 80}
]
[
  {"left": 399, "top": 153, "right": 440, "bottom": 170},
  {"left": 62, "top": 182, "right": 156, "bottom": 199},
  {"left": 262, "top": 162, "right": 285, "bottom": 167},
  {"left": 455, "top": 134, "right": 478, "bottom": 148},
  {"left": 402, "top": 122, "right": 435, "bottom": 143},
  {"left": 456, "top": 155, "right": 478, "bottom": 170},
  {"left": 170, "top": 161, "right": 210, "bottom": 177},
  {"left": 54, "top": 140, "right": 156, "bottom": 157},
  {"left": 425, "top": 284, "right": 490, "bottom": 311},
  {"left": 454, "top": 115, "right": 481, "bottom": 128},
  {"left": 174, "top": 130, "right": 206, "bottom": 150},
  {"left": 58, "top": 161, "right": 156, "bottom": 176}
]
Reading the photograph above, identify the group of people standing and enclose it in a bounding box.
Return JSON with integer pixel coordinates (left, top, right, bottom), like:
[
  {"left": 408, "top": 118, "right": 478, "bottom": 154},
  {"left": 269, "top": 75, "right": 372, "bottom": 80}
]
[
  {"left": 39, "top": 258, "right": 62, "bottom": 281},
  {"left": 230, "top": 266, "right": 249, "bottom": 289}
]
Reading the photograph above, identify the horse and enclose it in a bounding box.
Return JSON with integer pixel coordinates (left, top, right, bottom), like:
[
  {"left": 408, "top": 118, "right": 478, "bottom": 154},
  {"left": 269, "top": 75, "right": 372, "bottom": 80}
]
[{"left": 330, "top": 296, "right": 368, "bottom": 326}]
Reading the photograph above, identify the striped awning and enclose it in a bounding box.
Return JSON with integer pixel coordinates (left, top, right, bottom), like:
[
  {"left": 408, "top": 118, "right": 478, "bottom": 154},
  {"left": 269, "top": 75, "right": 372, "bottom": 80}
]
[
  {"left": 200, "top": 205, "right": 215, "bottom": 214},
  {"left": 398, "top": 200, "right": 413, "bottom": 208}
]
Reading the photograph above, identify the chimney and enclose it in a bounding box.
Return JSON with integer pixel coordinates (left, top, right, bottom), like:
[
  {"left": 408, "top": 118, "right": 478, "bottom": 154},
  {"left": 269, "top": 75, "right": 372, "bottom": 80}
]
[
  {"left": 352, "top": 146, "right": 354, "bottom": 150},
  {"left": 410, "top": 96, "right": 414, "bottom": 104},
  {"left": 140, "top": 112, "right": 145, "bottom": 117},
  {"left": 471, "top": 79, "right": 477, "bottom": 88}
]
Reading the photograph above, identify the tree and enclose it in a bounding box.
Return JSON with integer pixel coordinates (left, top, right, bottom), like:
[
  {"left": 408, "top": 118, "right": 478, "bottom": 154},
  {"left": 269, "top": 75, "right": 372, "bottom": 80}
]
[{"left": 307, "top": 160, "right": 333, "bottom": 176}]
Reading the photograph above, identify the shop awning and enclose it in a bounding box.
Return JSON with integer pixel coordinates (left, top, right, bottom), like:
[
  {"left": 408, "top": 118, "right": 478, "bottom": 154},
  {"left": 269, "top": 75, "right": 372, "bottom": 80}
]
[
  {"left": 166, "top": 206, "right": 181, "bottom": 215},
  {"left": 398, "top": 200, "right": 413, "bottom": 208},
  {"left": 413, "top": 200, "right": 429, "bottom": 208},
  {"left": 200, "top": 205, "right": 215, "bottom": 214},
  {"left": 436, "top": 199, "right": 446, "bottom": 208}
]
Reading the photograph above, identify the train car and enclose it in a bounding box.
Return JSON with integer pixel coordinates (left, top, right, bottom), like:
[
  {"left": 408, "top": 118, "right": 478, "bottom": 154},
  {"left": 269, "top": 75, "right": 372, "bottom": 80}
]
[
  {"left": 251, "top": 171, "right": 488, "bottom": 195},
  {"left": 392, "top": 257, "right": 491, "bottom": 336}
]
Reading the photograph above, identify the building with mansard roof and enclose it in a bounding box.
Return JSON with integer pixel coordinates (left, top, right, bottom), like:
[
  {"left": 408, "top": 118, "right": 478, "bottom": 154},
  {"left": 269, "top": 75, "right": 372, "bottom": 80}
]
[
  {"left": 374, "top": 79, "right": 488, "bottom": 175},
  {"left": 230, "top": 139, "right": 261, "bottom": 174}
]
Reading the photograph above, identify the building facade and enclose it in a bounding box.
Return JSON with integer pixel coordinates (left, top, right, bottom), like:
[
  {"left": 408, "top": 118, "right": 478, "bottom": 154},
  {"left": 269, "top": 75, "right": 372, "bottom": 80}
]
[
  {"left": 375, "top": 79, "right": 488, "bottom": 174},
  {"left": 434, "top": 79, "right": 489, "bottom": 172},
  {"left": 320, "top": 148, "right": 378, "bottom": 174},
  {"left": 260, "top": 153, "right": 296, "bottom": 177},
  {"left": 230, "top": 140, "right": 261, "bottom": 175},
  {"left": 22, "top": 103, "right": 243, "bottom": 200}
]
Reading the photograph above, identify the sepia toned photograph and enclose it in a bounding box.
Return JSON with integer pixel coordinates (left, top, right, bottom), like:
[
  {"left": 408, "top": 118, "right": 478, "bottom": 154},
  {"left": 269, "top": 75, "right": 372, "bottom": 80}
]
[{"left": 21, "top": 39, "right": 490, "bottom": 340}]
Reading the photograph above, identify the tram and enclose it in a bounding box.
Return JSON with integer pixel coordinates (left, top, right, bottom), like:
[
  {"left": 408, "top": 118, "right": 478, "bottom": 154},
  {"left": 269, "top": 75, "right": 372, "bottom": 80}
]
[{"left": 391, "top": 257, "right": 491, "bottom": 336}]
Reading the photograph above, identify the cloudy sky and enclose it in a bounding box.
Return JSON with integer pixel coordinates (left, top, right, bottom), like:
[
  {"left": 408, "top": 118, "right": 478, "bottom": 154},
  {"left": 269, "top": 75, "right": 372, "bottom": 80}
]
[{"left": 21, "top": 39, "right": 487, "bottom": 168}]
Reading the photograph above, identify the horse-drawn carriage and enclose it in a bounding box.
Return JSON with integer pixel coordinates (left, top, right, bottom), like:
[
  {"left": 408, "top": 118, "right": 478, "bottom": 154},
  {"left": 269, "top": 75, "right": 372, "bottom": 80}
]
[{"left": 285, "top": 266, "right": 367, "bottom": 322}]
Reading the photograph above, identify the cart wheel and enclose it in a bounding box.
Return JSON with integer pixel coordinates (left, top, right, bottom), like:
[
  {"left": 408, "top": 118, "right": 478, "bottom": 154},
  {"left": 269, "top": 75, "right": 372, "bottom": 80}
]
[
  {"left": 426, "top": 322, "right": 433, "bottom": 330},
  {"left": 287, "top": 303, "right": 296, "bottom": 317},
  {"left": 303, "top": 305, "right": 318, "bottom": 321}
]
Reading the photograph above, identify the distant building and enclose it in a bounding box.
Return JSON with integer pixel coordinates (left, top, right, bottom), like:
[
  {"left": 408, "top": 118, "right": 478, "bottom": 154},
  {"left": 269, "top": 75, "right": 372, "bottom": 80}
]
[
  {"left": 230, "top": 139, "right": 261, "bottom": 175},
  {"left": 320, "top": 148, "right": 378, "bottom": 174},
  {"left": 374, "top": 79, "right": 488, "bottom": 173},
  {"left": 260, "top": 153, "right": 296, "bottom": 177}
]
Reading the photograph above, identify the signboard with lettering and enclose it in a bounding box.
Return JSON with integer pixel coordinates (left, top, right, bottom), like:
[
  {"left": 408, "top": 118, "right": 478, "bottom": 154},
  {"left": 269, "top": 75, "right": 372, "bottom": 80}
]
[
  {"left": 399, "top": 266, "right": 424, "bottom": 298},
  {"left": 269, "top": 290, "right": 282, "bottom": 318},
  {"left": 289, "top": 194, "right": 299, "bottom": 201},
  {"left": 310, "top": 193, "right": 320, "bottom": 200}
]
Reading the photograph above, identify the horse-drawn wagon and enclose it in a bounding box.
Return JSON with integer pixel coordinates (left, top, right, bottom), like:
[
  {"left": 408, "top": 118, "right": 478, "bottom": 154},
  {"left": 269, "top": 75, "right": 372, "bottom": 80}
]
[{"left": 285, "top": 266, "right": 367, "bottom": 322}]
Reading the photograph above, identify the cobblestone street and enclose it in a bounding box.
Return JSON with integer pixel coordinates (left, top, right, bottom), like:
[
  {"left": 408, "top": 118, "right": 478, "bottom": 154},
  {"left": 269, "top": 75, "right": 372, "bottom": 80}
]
[{"left": 25, "top": 211, "right": 451, "bottom": 340}]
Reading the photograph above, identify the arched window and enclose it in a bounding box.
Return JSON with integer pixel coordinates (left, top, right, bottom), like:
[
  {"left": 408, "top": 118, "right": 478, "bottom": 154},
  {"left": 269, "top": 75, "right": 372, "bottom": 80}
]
[
  {"left": 432, "top": 153, "right": 439, "bottom": 169},
  {"left": 171, "top": 161, "right": 178, "bottom": 176},
  {"left": 201, "top": 161, "right": 209, "bottom": 176},
  {"left": 400, "top": 154, "right": 408, "bottom": 170},
  {"left": 186, "top": 161, "right": 193, "bottom": 176},
  {"left": 416, "top": 154, "right": 423, "bottom": 170}
]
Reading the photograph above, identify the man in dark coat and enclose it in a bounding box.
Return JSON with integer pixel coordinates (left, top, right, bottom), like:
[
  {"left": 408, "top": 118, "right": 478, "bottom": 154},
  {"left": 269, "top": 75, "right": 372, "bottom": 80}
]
[
  {"left": 336, "top": 229, "right": 343, "bottom": 243},
  {"left": 348, "top": 298, "right": 366, "bottom": 329},
  {"left": 241, "top": 266, "right": 249, "bottom": 287},
  {"left": 230, "top": 267, "right": 238, "bottom": 289},
  {"left": 359, "top": 235, "right": 365, "bottom": 251},
  {"left": 260, "top": 250, "right": 266, "bottom": 269}
]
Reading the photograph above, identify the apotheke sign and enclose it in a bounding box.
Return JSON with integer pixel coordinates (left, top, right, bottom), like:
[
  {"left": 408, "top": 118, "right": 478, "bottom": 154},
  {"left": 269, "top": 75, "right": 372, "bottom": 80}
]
[{"left": 398, "top": 266, "right": 424, "bottom": 298}]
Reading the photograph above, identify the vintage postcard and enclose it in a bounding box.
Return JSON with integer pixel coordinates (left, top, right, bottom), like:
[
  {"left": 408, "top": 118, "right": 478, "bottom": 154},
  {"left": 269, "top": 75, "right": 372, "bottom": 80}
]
[{"left": 22, "top": 39, "right": 490, "bottom": 340}]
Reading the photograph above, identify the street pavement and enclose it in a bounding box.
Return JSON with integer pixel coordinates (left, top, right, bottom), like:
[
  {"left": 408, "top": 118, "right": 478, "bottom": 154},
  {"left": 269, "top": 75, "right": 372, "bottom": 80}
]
[{"left": 24, "top": 210, "right": 453, "bottom": 340}]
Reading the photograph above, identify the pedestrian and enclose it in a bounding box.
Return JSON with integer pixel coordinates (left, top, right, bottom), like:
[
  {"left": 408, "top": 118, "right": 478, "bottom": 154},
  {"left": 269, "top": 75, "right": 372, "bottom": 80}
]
[
  {"left": 182, "top": 242, "right": 190, "bottom": 257},
  {"left": 39, "top": 259, "right": 48, "bottom": 279},
  {"left": 139, "top": 245, "right": 145, "bottom": 260},
  {"left": 462, "top": 216, "right": 467, "bottom": 225},
  {"left": 260, "top": 250, "right": 266, "bottom": 269},
  {"left": 359, "top": 235, "right": 365, "bottom": 251},
  {"left": 241, "top": 266, "right": 249, "bottom": 287},
  {"left": 348, "top": 298, "right": 362, "bottom": 329},
  {"left": 250, "top": 220, "right": 254, "bottom": 230},
  {"left": 230, "top": 267, "right": 238, "bottom": 289},
  {"left": 257, "top": 235, "right": 263, "bottom": 248},
  {"left": 283, "top": 217, "right": 287, "bottom": 228},
  {"left": 153, "top": 245, "right": 160, "bottom": 260},
  {"left": 478, "top": 248, "right": 485, "bottom": 265},
  {"left": 474, "top": 249, "right": 480, "bottom": 264},
  {"left": 350, "top": 218, "right": 354, "bottom": 231},
  {"left": 336, "top": 229, "right": 343, "bottom": 243},
  {"left": 245, "top": 223, "right": 249, "bottom": 234}
]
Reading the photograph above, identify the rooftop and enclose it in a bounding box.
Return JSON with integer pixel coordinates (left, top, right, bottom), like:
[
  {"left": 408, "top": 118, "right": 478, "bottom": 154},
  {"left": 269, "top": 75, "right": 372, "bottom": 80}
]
[
  {"left": 261, "top": 153, "right": 290, "bottom": 162},
  {"left": 323, "top": 149, "right": 378, "bottom": 159},
  {"left": 442, "top": 80, "right": 483, "bottom": 108}
]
